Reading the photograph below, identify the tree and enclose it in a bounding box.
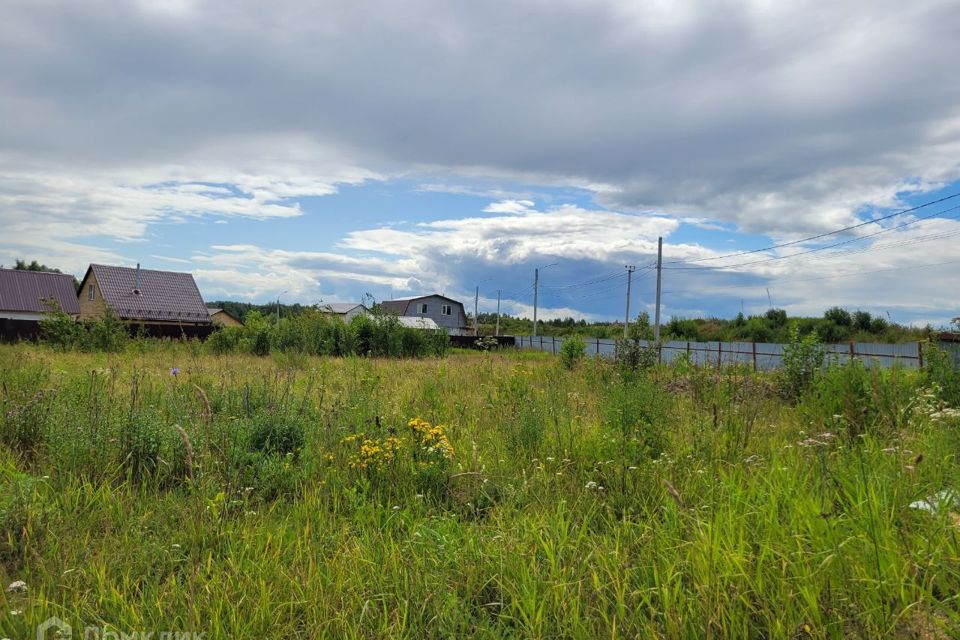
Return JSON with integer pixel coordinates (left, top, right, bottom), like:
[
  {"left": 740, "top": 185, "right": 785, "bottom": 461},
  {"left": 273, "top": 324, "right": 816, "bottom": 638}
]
[
  {"left": 824, "top": 307, "right": 852, "bottom": 326},
  {"left": 764, "top": 308, "right": 787, "bottom": 329},
  {"left": 852, "top": 310, "right": 872, "bottom": 332}
]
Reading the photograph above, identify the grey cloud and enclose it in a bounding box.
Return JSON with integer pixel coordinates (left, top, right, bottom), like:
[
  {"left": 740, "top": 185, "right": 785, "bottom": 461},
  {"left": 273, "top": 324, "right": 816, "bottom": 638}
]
[{"left": 2, "top": 0, "right": 959, "bottom": 235}]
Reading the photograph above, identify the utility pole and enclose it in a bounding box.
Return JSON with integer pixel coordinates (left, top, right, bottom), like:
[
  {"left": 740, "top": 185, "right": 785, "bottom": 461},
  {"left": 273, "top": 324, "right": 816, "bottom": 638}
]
[
  {"left": 532, "top": 268, "right": 539, "bottom": 338},
  {"left": 623, "top": 265, "right": 636, "bottom": 338},
  {"left": 654, "top": 237, "right": 663, "bottom": 342},
  {"left": 495, "top": 289, "right": 501, "bottom": 337},
  {"left": 474, "top": 286, "right": 479, "bottom": 336}
]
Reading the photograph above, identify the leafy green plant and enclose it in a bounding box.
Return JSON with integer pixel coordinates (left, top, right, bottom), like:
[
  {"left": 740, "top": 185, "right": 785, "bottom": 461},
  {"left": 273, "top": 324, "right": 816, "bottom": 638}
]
[
  {"left": 780, "top": 326, "right": 826, "bottom": 400},
  {"left": 85, "top": 308, "right": 129, "bottom": 352},
  {"left": 559, "top": 335, "right": 587, "bottom": 369},
  {"left": 614, "top": 336, "right": 658, "bottom": 371},
  {"left": 38, "top": 301, "right": 84, "bottom": 350}
]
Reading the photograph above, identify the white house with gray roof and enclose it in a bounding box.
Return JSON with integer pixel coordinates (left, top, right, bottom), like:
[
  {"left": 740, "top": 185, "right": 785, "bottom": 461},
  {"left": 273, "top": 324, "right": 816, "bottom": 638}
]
[
  {"left": 318, "top": 302, "right": 370, "bottom": 322},
  {"left": 381, "top": 294, "right": 469, "bottom": 335}
]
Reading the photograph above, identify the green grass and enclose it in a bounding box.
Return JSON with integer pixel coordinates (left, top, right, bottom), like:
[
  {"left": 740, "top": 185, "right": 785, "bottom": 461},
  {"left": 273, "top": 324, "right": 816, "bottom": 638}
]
[{"left": 1, "top": 343, "right": 959, "bottom": 638}]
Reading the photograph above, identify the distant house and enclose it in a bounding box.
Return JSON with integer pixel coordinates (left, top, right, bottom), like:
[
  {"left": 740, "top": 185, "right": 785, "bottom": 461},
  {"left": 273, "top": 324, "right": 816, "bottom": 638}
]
[
  {"left": 77, "top": 263, "right": 213, "bottom": 338},
  {"left": 381, "top": 295, "right": 469, "bottom": 335},
  {"left": 208, "top": 308, "right": 243, "bottom": 327},
  {"left": 0, "top": 269, "right": 80, "bottom": 340},
  {"left": 318, "top": 302, "right": 370, "bottom": 323}
]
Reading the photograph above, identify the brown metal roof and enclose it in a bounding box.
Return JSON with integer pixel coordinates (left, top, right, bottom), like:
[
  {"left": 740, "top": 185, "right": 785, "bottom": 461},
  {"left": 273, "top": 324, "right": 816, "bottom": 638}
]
[
  {"left": 0, "top": 269, "right": 80, "bottom": 315},
  {"left": 87, "top": 264, "right": 211, "bottom": 324}
]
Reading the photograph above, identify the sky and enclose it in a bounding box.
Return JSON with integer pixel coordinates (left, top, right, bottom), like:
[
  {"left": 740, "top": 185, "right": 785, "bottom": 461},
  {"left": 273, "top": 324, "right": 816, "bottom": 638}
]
[{"left": 1, "top": 0, "right": 959, "bottom": 326}]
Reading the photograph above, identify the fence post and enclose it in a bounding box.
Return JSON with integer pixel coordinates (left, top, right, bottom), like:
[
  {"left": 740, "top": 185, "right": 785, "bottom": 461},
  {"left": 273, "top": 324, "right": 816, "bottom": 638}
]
[
  {"left": 596, "top": 338, "right": 600, "bottom": 355},
  {"left": 848, "top": 341, "right": 855, "bottom": 364},
  {"left": 917, "top": 341, "right": 924, "bottom": 371},
  {"left": 752, "top": 341, "right": 757, "bottom": 372},
  {"left": 552, "top": 337, "right": 557, "bottom": 355},
  {"left": 717, "top": 342, "right": 722, "bottom": 369}
]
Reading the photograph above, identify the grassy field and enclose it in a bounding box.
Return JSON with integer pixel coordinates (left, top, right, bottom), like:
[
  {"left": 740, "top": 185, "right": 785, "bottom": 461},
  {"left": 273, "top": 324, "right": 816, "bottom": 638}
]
[{"left": 1, "top": 343, "right": 959, "bottom": 638}]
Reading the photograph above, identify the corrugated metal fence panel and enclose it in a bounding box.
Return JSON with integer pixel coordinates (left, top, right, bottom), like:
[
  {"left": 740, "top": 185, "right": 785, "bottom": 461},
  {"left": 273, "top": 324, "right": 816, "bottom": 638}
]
[
  {"left": 855, "top": 341, "right": 919, "bottom": 369},
  {"left": 756, "top": 343, "right": 784, "bottom": 371},
  {"left": 512, "top": 336, "right": 939, "bottom": 371},
  {"left": 941, "top": 342, "right": 960, "bottom": 367},
  {"left": 661, "top": 341, "right": 687, "bottom": 365}
]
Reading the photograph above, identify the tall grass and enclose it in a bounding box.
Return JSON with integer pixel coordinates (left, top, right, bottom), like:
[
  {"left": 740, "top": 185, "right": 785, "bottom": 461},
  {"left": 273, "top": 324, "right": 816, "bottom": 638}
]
[{"left": 1, "top": 343, "right": 958, "bottom": 638}]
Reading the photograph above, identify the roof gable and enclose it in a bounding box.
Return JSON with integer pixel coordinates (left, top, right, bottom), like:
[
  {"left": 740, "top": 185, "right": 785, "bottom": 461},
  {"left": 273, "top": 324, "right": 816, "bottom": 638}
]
[
  {"left": 319, "top": 303, "right": 367, "bottom": 314},
  {"left": 381, "top": 294, "right": 465, "bottom": 315},
  {"left": 87, "top": 264, "right": 211, "bottom": 324},
  {"left": 0, "top": 269, "right": 79, "bottom": 315}
]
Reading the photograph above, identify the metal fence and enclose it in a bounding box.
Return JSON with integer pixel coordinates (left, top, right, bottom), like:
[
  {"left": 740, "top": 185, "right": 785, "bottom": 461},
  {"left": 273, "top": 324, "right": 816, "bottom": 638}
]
[{"left": 514, "top": 335, "right": 940, "bottom": 371}]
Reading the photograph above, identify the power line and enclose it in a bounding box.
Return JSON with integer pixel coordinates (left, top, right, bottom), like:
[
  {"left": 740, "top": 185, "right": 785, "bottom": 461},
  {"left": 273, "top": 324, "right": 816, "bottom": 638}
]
[
  {"left": 664, "top": 203, "right": 960, "bottom": 272},
  {"left": 660, "top": 256, "right": 960, "bottom": 298},
  {"left": 665, "top": 191, "right": 960, "bottom": 266}
]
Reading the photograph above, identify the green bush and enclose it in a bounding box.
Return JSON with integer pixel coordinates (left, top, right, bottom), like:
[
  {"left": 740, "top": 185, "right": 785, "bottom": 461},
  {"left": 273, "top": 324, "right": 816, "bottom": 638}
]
[
  {"left": 779, "top": 326, "right": 826, "bottom": 400},
  {"left": 922, "top": 342, "right": 960, "bottom": 406},
  {"left": 559, "top": 335, "right": 587, "bottom": 369},
  {"left": 615, "top": 336, "right": 658, "bottom": 371},
  {"left": 249, "top": 417, "right": 305, "bottom": 459},
  {"left": 38, "top": 303, "right": 84, "bottom": 350},
  {"left": 85, "top": 308, "right": 128, "bottom": 352}
]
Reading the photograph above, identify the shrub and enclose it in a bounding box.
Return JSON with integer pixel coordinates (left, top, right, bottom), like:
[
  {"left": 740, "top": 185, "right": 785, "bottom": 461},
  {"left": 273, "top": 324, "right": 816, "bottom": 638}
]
[
  {"left": 615, "top": 336, "right": 658, "bottom": 371},
  {"left": 780, "top": 326, "right": 826, "bottom": 400},
  {"left": 85, "top": 308, "right": 128, "bottom": 352},
  {"left": 251, "top": 327, "right": 272, "bottom": 356},
  {"left": 922, "top": 342, "right": 960, "bottom": 407},
  {"left": 764, "top": 308, "right": 788, "bottom": 328},
  {"left": 824, "top": 306, "right": 852, "bottom": 327},
  {"left": 249, "top": 417, "right": 305, "bottom": 459},
  {"left": 38, "top": 302, "right": 84, "bottom": 350},
  {"left": 207, "top": 326, "right": 243, "bottom": 354},
  {"left": 559, "top": 335, "right": 587, "bottom": 369}
]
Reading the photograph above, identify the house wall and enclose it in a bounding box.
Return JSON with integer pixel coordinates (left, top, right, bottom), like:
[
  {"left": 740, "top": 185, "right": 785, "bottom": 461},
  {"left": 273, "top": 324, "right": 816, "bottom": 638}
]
[
  {"left": 211, "top": 310, "right": 243, "bottom": 327},
  {"left": 77, "top": 272, "right": 108, "bottom": 321},
  {"left": 343, "top": 306, "right": 369, "bottom": 323},
  {"left": 405, "top": 295, "right": 469, "bottom": 334}
]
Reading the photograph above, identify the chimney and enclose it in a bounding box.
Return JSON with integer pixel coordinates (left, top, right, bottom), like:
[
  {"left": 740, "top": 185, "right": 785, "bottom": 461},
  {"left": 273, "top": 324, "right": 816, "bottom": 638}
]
[{"left": 134, "top": 263, "right": 142, "bottom": 293}]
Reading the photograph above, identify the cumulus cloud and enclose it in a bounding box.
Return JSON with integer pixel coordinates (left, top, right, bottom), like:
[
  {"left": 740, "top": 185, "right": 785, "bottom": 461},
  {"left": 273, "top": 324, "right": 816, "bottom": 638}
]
[
  {"left": 1, "top": 0, "right": 959, "bottom": 323},
  {"left": 1, "top": 0, "right": 958, "bottom": 236}
]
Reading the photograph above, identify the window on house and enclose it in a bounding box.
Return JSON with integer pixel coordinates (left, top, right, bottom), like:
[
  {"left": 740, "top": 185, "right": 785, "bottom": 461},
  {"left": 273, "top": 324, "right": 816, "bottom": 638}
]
[
  {"left": 419, "top": 303, "right": 428, "bottom": 314},
  {"left": 441, "top": 304, "right": 452, "bottom": 316},
  {"left": 87, "top": 284, "right": 95, "bottom": 301}
]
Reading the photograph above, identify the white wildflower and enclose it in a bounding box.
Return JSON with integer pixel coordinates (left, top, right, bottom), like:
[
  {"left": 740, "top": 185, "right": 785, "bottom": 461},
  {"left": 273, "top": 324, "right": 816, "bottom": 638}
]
[{"left": 5, "top": 581, "right": 26, "bottom": 594}]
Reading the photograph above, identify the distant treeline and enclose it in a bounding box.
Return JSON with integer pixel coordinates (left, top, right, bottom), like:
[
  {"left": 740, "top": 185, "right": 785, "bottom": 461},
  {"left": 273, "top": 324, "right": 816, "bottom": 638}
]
[{"left": 477, "top": 307, "right": 934, "bottom": 344}]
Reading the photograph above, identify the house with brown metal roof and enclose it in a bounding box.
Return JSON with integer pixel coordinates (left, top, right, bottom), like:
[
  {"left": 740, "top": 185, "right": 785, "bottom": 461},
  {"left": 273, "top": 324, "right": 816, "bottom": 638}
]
[
  {"left": 78, "top": 263, "right": 214, "bottom": 338},
  {"left": 0, "top": 269, "right": 80, "bottom": 340}
]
